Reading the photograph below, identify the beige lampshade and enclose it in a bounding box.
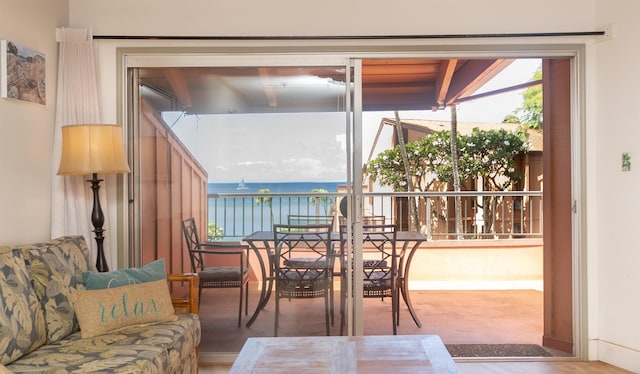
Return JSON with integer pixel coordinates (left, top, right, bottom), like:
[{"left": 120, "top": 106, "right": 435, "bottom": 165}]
[{"left": 57, "top": 124, "right": 130, "bottom": 176}]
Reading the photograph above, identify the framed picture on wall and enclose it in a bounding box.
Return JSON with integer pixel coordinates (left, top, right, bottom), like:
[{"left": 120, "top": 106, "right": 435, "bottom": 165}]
[{"left": 1, "top": 40, "right": 45, "bottom": 105}]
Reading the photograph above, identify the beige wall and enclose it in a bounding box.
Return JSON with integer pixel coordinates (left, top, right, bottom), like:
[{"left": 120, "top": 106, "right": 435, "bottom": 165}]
[
  {"left": 593, "top": 0, "right": 640, "bottom": 371},
  {"left": 66, "top": 1, "right": 639, "bottom": 369},
  {"left": 68, "top": 0, "right": 595, "bottom": 37},
  {"left": 0, "top": 0, "right": 68, "bottom": 244},
  {"left": 2, "top": 0, "right": 640, "bottom": 371},
  {"left": 409, "top": 240, "right": 543, "bottom": 287}
]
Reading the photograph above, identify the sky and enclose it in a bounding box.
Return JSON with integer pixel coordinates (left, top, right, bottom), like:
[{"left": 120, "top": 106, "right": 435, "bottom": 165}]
[{"left": 166, "top": 58, "right": 542, "bottom": 183}]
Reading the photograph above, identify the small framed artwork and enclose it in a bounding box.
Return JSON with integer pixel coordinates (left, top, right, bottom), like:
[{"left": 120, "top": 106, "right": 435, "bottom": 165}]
[{"left": 1, "top": 40, "right": 45, "bottom": 105}]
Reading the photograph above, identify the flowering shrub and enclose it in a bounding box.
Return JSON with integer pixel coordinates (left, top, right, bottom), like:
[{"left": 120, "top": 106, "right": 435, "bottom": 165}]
[{"left": 365, "top": 127, "right": 530, "bottom": 192}]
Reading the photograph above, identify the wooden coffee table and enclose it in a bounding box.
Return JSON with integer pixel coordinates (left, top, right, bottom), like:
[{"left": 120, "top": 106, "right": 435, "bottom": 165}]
[{"left": 229, "top": 335, "right": 459, "bottom": 373}]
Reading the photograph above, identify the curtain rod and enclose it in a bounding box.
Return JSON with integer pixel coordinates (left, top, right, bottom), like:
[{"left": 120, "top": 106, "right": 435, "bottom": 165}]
[{"left": 92, "top": 31, "right": 604, "bottom": 40}]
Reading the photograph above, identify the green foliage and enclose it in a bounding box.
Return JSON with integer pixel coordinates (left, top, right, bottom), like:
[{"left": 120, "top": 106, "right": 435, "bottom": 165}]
[
  {"left": 463, "top": 128, "right": 528, "bottom": 190},
  {"left": 502, "top": 114, "right": 520, "bottom": 124},
  {"left": 255, "top": 188, "right": 272, "bottom": 205},
  {"left": 255, "top": 188, "right": 274, "bottom": 224},
  {"left": 365, "top": 127, "right": 530, "bottom": 192},
  {"left": 207, "top": 222, "right": 224, "bottom": 241},
  {"left": 365, "top": 131, "right": 447, "bottom": 191},
  {"left": 309, "top": 188, "right": 333, "bottom": 214},
  {"left": 513, "top": 67, "right": 542, "bottom": 129}
]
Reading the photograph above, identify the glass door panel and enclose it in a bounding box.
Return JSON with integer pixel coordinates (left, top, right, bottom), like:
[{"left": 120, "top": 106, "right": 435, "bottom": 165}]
[
  {"left": 124, "top": 49, "right": 576, "bottom": 357},
  {"left": 129, "top": 59, "right": 355, "bottom": 351}
]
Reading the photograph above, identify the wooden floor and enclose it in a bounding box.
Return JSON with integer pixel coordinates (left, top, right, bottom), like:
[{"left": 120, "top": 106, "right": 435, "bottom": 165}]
[
  {"left": 455, "top": 360, "right": 633, "bottom": 373},
  {"left": 200, "top": 360, "right": 633, "bottom": 374}
]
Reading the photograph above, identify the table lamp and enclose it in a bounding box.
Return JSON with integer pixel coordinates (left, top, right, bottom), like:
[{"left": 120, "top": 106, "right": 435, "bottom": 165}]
[{"left": 57, "top": 124, "right": 130, "bottom": 272}]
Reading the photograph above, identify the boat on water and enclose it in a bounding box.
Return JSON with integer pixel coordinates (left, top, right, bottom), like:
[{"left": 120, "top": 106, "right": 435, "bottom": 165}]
[{"left": 236, "top": 179, "right": 249, "bottom": 190}]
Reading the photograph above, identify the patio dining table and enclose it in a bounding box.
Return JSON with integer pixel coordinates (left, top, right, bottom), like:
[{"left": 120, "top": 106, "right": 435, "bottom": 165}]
[{"left": 243, "top": 229, "right": 426, "bottom": 329}]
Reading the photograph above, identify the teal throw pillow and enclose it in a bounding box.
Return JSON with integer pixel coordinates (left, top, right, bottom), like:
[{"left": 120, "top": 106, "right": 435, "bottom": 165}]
[{"left": 83, "top": 258, "right": 167, "bottom": 290}]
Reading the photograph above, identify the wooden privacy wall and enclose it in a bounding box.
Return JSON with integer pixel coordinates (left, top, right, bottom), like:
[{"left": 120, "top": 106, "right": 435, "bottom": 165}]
[
  {"left": 140, "top": 100, "right": 208, "bottom": 275},
  {"left": 542, "top": 58, "right": 573, "bottom": 353}
]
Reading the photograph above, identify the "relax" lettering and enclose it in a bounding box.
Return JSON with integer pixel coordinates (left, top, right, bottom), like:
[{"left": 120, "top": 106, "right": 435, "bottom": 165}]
[{"left": 98, "top": 292, "right": 162, "bottom": 323}]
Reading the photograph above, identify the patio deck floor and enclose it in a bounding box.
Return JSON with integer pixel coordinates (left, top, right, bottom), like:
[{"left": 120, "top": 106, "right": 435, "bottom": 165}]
[{"left": 198, "top": 284, "right": 567, "bottom": 357}]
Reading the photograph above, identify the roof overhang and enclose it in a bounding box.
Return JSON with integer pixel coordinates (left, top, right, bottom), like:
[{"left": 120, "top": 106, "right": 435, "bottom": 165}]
[{"left": 139, "top": 58, "right": 516, "bottom": 115}]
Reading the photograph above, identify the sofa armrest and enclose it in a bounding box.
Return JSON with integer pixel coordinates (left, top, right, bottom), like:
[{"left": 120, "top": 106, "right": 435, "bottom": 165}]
[{"left": 167, "top": 273, "right": 199, "bottom": 314}]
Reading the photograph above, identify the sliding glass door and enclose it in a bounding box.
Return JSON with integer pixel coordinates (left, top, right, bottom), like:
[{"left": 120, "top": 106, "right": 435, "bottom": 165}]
[
  {"left": 121, "top": 46, "right": 580, "bottom": 357},
  {"left": 126, "top": 54, "right": 365, "bottom": 348}
]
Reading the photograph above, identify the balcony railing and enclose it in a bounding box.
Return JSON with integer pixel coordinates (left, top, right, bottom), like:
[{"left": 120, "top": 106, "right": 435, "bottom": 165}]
[{"left": 207, "top": 191, "right": 543, "bottom": 241}]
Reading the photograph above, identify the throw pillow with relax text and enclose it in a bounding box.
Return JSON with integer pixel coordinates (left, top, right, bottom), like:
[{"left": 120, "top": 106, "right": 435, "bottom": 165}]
[{"left": 72, "top": 279, "right": 177, "bottom": 338}]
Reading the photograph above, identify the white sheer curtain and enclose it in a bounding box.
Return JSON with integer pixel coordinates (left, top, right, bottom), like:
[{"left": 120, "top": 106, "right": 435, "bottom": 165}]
[{"left": 51, "top": 28, "right": 114, "bottom": 267}]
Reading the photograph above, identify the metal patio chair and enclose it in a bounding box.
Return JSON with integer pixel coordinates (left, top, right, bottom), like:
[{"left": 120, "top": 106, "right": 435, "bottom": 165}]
[
  {"left": 272, "top": 223, "right": 334, "bottom": 336},
  {"left": 181, "top": 217, "right": 250, "bottom": 327}
]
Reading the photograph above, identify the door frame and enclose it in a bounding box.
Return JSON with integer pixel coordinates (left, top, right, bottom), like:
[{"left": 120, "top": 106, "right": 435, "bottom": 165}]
[{"left": 115, "top": 40, "right": 587, "bottom": 356}]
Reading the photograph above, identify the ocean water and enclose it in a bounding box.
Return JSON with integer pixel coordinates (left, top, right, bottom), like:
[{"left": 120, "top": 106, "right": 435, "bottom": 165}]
[
  {"left": 208, "top": 181, "right": 344, "bottom": 194},
  {"left": 208, "top": 181, "right": 344, "bottom": 240}
]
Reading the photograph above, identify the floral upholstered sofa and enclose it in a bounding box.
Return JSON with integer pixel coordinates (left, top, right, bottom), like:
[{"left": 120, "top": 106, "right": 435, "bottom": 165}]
[{"left": 0, "top": 235, "right": 201, "bottom": 373}]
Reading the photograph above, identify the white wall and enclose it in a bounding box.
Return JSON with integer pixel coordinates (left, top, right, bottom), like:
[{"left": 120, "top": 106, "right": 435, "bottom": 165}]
[
  {"left": 593, "top": 0, "right": 640, "bottom": 371},
  {"left": 65, "top": 0, "right": 640, "bottom": 371},
  {"left": 69, "top": 0, "right": 595, "bottom": 37},
  {"left": 0, "top": 0, "right": 68, "bottom": 244}
]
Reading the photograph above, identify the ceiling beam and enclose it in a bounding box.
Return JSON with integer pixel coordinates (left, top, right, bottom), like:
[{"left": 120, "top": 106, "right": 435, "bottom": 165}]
[
  {"left": 445, "top": 59, "right": 515, "bottom": 105},
  {"left": 456, "top": 79, "right": 542, "bottom": 103},
  {"left": 434, "top": 59, "right": 458, "bottom": 108},
  {"left": 163, "top": 68, "right": 192, "bottom": 110},
  {"left": 258, "top": 68, "right": 278, "bottom": 107}
]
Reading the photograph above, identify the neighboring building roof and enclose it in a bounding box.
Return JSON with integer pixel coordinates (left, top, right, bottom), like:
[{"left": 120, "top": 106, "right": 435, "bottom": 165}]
[{"left": 378, "top": 118, "right": 543, "bottom": 152}]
